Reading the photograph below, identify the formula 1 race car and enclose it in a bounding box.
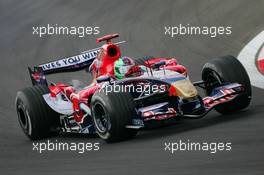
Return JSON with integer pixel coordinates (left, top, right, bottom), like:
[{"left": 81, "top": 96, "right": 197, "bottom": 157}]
[{"left": 15, "top": 34, "right": 251, "bottom": 142}]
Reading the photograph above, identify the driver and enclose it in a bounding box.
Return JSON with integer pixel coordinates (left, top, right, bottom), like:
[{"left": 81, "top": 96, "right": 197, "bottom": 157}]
[
  {"left": 114, "top": 56, "right": 136, "bottom": 79},
  {"left": 90, "top": 55, "right": 142, "bottom": 81}
]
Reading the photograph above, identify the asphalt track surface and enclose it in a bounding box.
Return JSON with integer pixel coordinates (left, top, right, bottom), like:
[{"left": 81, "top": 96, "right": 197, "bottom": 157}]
[{"left": 1, "top": 0, "right": 264, "bottom": 174}]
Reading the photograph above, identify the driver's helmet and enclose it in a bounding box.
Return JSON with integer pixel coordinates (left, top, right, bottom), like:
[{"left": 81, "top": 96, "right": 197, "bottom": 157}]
[{"left": 114, "top": 56, "right": 135, "bottom": 79}]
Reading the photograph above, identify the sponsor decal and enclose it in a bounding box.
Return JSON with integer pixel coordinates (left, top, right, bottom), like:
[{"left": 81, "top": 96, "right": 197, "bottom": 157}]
[
  {"left": 203, "top": 89, "right": 236, "bottom": 108},
  {"left": 40, "top": 49, "right": 100, "bottom": 71}
]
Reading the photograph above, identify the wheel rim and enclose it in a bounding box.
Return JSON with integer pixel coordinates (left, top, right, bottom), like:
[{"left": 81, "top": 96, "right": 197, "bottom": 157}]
[
  {"left": 93, "top": 103, "right": 110, "bottom": 133},
  {"left": 204, "top": 71, "right": 222, "bottom": 95},
  {"left": 17, "top": 104, "right": 32, "bottom": 135}
]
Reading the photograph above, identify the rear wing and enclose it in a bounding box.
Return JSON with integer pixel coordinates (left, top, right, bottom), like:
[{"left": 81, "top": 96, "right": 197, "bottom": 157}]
[
  {"left": 38, "top": 49, "right": 100, "bottom": 74},
  {"left": 28, "top": 48, "right": 100, "bottom": 85}
]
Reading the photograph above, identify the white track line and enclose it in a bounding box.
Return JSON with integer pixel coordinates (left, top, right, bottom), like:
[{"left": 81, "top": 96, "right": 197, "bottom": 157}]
[{"left": 237, "top": 31, "right": 264, "bottom": 89}]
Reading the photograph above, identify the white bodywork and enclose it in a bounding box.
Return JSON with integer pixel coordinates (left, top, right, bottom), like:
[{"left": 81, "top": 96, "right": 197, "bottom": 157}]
[{"left": 43, "top": 93, "right": 73, "bottom": 115}]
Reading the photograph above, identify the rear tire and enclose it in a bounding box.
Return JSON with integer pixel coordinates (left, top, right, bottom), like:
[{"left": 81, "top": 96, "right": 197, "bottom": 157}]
[
  {"left": 91, "top": 86, "right": 138, "bottom": 142},
  {"left": 202, "top": 55, "right": 251, "bottom": 114},
  {"left": 15, "top": 85, "right": 60, "bottom": 140}
]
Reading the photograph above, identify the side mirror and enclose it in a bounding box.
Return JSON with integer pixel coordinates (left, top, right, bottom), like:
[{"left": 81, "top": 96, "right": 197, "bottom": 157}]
[{"left": 96, "top": 75, "right": 111, "bottom": 83}]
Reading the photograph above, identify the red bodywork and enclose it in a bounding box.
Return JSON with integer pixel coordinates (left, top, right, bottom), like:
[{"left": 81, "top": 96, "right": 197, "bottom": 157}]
[
  {"left": 143, "top": 57, "right": 187, "bottom": 75},
  {"left": 47, "top": 34, "right": 187, "bottom": 123}
]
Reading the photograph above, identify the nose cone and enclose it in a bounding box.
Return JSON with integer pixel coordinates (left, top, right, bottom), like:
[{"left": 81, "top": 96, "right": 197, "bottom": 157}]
[{"left": 170, "top": 79, "right": 198, "bottom": 98}]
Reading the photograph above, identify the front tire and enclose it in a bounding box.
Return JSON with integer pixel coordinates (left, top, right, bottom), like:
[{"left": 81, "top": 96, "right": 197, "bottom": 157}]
[
  {"left": 15, "top": 85, "right": 60, "bottom": 140},
  {"left": 91, "top": 87, "right": 138, "bottom": 142},
  {"left": 202, "top": 55, "right": 251, "bottom": 114}
]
